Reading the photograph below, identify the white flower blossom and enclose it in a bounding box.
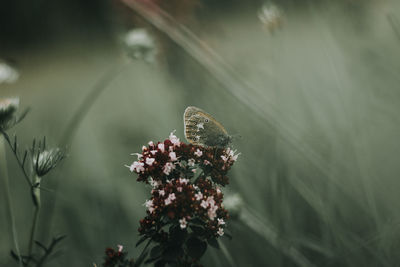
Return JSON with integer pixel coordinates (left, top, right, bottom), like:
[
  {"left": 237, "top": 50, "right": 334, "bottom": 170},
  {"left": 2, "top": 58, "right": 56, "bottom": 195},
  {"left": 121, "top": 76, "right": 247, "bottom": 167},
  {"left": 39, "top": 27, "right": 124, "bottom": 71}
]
[
  {"left": 217, "top": 218, "right": 225, "bottom": 225},
  {"left": 195, "top": 192, "right": 203, "bottom": 201},
  {"left": 179, "top": 218, "right": 187, "bottom": 229},
  {"left": 158, "top": 189, "right": 165, "bottom": 196},
  {"left": 124, "top": 28, "right": 157, "bottom": 63},
  {"left": 146, "top": 157, "right": 155, "bottom": 166},
  {"left": 118, "top": 245, "right": 123, "bottom": 252},
  {"left": 150, "top": 150, "right": 157, "bottom": 155},
  {"left": 144, "top": 199, "right": 154, "bottom": 213},
  {"left": 194, "top": 149, "right": 203, "bottom": 157},
  {"left": 177, "top": 186, "right": 183, "bottom": 192},
  {"left": 169, "top": 131, "right": 181, "bottom": 146},
  {"left": 169, "top": 151, "right": 177, "bottom": 161},
  {"left": 164, "top": 193, "right": 176, "bottom": 205},
  {"left": 0, "top": 62, "right": 19, "bottom": 84},
  {"left": 179, "top": 178, "right": 189, "bottom": 184},
  {"left": 148, "top": 141, "right": 154, "bottom": 146},
  {"left": 208, "top": 205, "right": 218, "bottom": 220},
  {"left": 149, "top": 177, "right": 160, "bottom": 188},
  {"left": 221, "top": 155, "right": 228, "bottom": 162},
  {"left": 188, "top": 158, "right": 195, "bottom": 167},
  {"left": 129, "top": 161, "right": 144, "bottom": 173},
  {"left": 200, "top": 200, "right": 208, "bottom": 209},
  {"left": 163, "top": 162, "right": 175, "bottom": 175},
  {"left": 158, "top": 143, "right": 165, "bottom": 152},
  {"left": 217, "top": 228, "right": 224, "bottom": 236}
]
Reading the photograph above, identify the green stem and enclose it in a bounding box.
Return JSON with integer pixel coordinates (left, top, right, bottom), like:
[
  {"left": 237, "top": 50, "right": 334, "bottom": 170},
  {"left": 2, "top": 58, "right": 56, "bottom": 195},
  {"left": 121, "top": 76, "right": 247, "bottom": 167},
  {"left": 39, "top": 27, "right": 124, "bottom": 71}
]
[
  {"left": 28, "top": 175, "right": 41, "bottom": 257},
  {"left": 0, "top": 136, "right": 23, "bottom": 267}
]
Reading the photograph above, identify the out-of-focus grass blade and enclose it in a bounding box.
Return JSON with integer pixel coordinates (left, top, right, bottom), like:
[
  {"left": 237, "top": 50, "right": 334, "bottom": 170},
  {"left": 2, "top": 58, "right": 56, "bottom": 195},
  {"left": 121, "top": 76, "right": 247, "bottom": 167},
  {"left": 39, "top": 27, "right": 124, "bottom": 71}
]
[{"left": 120, "top": 0, "right": 352, "bottom": 191}]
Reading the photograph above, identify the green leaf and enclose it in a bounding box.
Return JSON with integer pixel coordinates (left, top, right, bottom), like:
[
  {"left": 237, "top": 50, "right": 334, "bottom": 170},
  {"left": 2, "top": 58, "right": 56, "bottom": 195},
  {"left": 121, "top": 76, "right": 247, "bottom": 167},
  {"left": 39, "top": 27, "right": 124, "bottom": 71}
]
[
  {"left": 135, "top": 250, "right": 148, "bottom": 267},
  {"left": 136, "top": 235, "right": 150, "bottom": 247},
  {"left": 207, "top": 238, "right": 220, "bottom": 249},
  {"left": 186, "top": 237, "right": 207, "bottom": 259},
  {"left": 34, "top": 240, "right": 48, "bottom": 252},
  {"left": 190, "top": 225, "right": 205, "bottom": 235},
  {"left": 169, "top": 225, "right": 187, "bottom": 246},
  {"left": 155, "top": 260, "right": 167, "bottom": 267},
  {"left": 162, "top": 246, "right": 183, "bottom": 262},
  {"left": 150, "top": 245, "right": 162, "bottom": 258}
]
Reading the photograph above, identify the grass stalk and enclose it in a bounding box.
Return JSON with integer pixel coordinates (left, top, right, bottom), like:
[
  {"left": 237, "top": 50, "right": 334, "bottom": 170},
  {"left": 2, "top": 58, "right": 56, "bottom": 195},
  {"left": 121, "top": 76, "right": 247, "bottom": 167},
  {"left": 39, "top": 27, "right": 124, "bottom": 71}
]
[
  {"left": 28, "top": 175, "right": 41, "bottom": 257},
  {"left": 0, "top": 136, "right": 23, "bottom": 267}
]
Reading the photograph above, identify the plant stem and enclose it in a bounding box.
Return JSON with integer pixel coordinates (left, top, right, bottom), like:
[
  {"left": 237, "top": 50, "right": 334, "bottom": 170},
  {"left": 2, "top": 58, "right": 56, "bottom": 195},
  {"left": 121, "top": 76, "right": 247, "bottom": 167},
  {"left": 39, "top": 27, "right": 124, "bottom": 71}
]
[
  {"left": 28, "top": 175, "right": 41, "bottom": 257},
  {"left": 0, "top": 136, "right": 23, "bottom": 267}
]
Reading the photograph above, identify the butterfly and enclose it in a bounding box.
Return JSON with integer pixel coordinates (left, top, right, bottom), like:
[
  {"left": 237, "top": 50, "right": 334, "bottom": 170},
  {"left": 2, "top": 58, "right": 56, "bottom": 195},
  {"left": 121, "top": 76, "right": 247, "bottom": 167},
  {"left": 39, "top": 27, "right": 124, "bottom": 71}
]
[{"left": 184, "top": 106, "right": 232, "bottom": 147}]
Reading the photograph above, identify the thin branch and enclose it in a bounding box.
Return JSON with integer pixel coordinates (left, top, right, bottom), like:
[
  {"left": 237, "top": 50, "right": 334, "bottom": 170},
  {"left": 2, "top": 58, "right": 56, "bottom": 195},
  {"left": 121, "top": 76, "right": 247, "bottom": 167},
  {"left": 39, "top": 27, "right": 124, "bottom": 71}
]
[
  {"left": 36, "top": 235, "right": 66, "bottom": 267},
  {"left": 0, "top": 130, "right": 32, "bottom": 187}
]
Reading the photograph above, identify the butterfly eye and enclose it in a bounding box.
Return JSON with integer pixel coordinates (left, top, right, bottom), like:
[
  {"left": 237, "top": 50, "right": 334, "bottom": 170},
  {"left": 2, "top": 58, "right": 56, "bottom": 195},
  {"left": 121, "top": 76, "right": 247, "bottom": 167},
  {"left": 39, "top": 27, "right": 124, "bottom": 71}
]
[{"left": 205, "top": 118, "right": 209, "bottom": 123}]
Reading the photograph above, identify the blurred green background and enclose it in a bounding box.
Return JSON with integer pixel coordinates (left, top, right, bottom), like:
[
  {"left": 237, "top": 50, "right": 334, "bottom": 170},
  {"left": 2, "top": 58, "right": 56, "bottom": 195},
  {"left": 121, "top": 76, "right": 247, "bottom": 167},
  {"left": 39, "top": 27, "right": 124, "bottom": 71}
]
[{"left": 1, "top": 0, "right": 400, "bottom": 266}]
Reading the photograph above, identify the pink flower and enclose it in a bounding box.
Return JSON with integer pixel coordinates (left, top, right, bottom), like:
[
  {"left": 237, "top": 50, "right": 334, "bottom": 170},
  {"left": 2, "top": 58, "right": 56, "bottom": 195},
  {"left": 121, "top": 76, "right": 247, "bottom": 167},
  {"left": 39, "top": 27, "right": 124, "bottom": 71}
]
[
  {"left": 164, "top": 193, "right": 176, "bottom": 205},
  {"left": 158, "top": 143, "right": 165, "bottom": 152},
  {"left": 163, "top": 162, "right": 175, "bottom": 175},
  {"left": 179, "top": 178, "right": 189, "bottom": 184},
  {"left": 169, "top": 151, "right": 177, "bottom": 161},
  {"left": 146, "top": 157, "right": 155, "bottom": 166},
  {"left": 169, "top": 131, "right": 181, "bottom": 146},
  {"left": 221, "top": 155, "right": 228, "bottom": 162},
  {"left": 194, "top": 149, "right": 203, "bottom": 157},
  {"left": 129, "top": 161, "right": 144, "bottom": 173},
  {"left": 217, "top": 228, "right": 224, "bottom": 236},
  {"left": 179, "top": 218, "right": 187, "bottom": 229},
  {"left": 200, "top": 200, "right": 208, "bottom": 209},
  {"left": 188, "top": 158, "right": 195, "bottom": 167},
  {"left": 195, "top": 192, "right": 203, "bottom": 201}
]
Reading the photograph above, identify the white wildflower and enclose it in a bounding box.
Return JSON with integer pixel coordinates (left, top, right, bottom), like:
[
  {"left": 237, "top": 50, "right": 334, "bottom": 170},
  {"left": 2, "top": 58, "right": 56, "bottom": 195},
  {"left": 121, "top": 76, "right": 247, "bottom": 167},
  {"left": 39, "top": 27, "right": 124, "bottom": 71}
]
[
  {"left": 163, "top": 162, "right": 175, "bottom": 175},
  {"left": 169, "top": 151, "right": 177, "bottom": 161},
  {"left": 146, "top": 157, "right": 155, "bottom": 166},
  {"left": 188, "top": 158, "right": 195, "bottom": 167},
  {"left": 217, "top": 228, "right": 224, "bottom": 236},
  {"left": 158, "top": 143, "right": 165, "bottom": 152},
  {"left": 194, "top": 149, "right": 203, "bottom": 157},
  {"left": 179, "top": 218, "right": 187, "bottom": 229}
]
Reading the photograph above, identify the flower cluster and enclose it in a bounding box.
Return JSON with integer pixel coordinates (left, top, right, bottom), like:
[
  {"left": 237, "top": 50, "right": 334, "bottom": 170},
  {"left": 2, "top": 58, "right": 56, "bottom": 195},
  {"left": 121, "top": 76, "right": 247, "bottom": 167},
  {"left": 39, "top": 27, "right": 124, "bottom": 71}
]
[
  {"left": 102, "top": 245, "right": 134, "bottom": 267},
  {"left": 0, "top": 97, "right": 19, "bottom": 130},
  {"left": 128, "top": 131, "right": 239, "bottom": 265}
]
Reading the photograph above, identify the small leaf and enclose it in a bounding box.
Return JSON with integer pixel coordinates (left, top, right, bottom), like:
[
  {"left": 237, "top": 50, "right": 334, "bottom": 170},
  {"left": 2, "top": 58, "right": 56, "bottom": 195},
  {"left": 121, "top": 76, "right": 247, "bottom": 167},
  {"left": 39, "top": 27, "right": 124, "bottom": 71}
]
[
  {"left": 136, "top": 235, "right": 149, "bottom": 247},
  {"left": 155, "top": 260, "right": 167, "bottom": 267},
  {"left": 34, "top": 240, "right": 48, "bottom": 252},
  {"left": 10, "top": 250, "right": 20, "bottom": 262},
  {"left": 190, "top": 225, "right": 205, "bottom": 235},
  {"left": 150, "top": 245, "right": 162, "bottom": 258},
  {"left": 162, "top": 246, "right": 183, "bottom": 262},
  {"left": 207, "top": 238, "right": 220, "bottom": 249},
  {"left": 169, "top": 225, "right": 187, "bottom": 246},
  {"left": 135, "top": 250, "right": 148, "bottom": 267},
  {"left": 186, "top": 237, "right": 207, "bottom": 260}
]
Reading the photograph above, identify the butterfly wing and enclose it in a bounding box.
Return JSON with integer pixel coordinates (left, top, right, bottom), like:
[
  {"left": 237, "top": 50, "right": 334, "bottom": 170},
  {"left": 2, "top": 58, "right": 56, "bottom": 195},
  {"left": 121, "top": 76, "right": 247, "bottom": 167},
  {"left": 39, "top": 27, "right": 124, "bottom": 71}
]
[{"left": 184, "top": 106, "right": 230, "bottom": 147}]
